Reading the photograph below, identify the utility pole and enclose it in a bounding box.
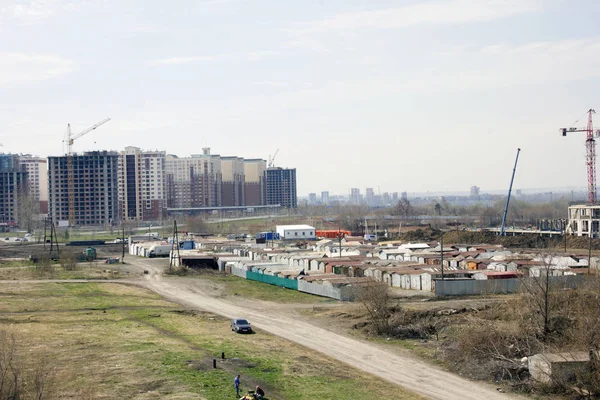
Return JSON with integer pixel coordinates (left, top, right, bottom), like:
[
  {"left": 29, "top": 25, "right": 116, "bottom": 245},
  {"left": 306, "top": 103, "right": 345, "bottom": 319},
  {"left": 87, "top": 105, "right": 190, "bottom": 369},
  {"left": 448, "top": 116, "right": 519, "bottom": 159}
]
[
  {"left": 589, "top": 233, "right": 593, "bottom": 275},
  {"left": 440, "top": 232, "right": 445, "bottom": 280},
  {"left": 121, "top": 228, "right": 125, "bottom": 262}
]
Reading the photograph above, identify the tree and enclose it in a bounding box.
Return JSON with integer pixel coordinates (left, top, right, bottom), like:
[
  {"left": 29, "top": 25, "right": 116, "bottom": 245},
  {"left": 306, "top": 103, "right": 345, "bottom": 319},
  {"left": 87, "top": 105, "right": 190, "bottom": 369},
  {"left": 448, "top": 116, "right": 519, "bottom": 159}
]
[
  {"left": 354, "top": 281, "right": 391, "bottom": 334},
  {"left": 17, "top": 187, "right": 40, "bottom": 233},
  {"left": 434, "top": 203, "right": 442, "bottom": 216},
  {"left": 393, "top": 198, "right": 412, "bottom": 217}
]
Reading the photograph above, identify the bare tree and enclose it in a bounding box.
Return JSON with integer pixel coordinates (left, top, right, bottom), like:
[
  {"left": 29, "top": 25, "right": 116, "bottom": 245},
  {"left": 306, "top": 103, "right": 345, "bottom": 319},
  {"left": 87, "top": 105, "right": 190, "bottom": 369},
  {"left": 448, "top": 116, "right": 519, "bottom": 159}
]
[
  {"left": 354, "top": 281, "right": 391, "bottom": 334},
  {"left": 59, "top": 249, "right": 78, "bottom": 271},
  {"left": 17, "top": 187, "right": 40, "bottom": 233}
]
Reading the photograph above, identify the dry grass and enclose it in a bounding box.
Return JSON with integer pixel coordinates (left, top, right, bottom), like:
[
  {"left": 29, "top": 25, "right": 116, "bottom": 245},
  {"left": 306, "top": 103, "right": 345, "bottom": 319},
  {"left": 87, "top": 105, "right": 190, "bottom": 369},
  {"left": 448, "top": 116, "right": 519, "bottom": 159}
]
[{"left": 0, "top": 282, "right": 423, "bottom": 400}]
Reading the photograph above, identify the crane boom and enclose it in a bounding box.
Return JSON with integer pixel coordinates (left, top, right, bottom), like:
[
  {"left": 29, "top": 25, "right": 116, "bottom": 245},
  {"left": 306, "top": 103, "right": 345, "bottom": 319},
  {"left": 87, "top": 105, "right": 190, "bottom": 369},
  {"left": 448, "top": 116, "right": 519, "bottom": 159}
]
[
  {"left": 66, "top": 117, "right": 111, "bottom": 155},
  {"left": 268, "top": 148, "right": 279, "bottom": 168},
  {"left": 500, "top": 148, "right": 521, "bottom": 236}
]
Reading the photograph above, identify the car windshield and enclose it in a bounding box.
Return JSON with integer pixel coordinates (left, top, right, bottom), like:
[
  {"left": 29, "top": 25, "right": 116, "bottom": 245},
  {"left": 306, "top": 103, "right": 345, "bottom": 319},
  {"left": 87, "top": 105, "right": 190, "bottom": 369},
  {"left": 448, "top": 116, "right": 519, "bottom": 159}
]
[{"left": 236, "top": 319, "right": 249, "bottom": 325}]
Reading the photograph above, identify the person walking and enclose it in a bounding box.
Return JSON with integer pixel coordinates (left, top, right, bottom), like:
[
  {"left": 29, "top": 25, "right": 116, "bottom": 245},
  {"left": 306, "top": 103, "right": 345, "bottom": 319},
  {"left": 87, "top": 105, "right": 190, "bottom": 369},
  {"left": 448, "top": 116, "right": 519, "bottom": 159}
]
[{"left": 234, "top": 374, "right": 241, "bottom": 398}]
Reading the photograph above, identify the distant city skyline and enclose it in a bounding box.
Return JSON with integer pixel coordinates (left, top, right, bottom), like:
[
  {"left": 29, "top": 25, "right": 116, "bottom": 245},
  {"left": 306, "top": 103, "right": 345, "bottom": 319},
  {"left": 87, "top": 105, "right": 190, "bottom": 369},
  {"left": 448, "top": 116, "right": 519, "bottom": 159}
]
[{"left": 2, "top": 1, "right": 600, "bottom": 195}]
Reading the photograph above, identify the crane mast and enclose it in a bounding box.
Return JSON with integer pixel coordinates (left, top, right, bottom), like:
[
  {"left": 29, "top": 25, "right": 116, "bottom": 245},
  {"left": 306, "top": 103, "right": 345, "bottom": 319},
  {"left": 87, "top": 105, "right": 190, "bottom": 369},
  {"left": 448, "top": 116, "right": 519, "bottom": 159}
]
[
  {"left": 561, "top": 109, "right": 598, "bottom": 205},
  {"left": 64, "top": 118, "right": 111, "bottom": 226}
]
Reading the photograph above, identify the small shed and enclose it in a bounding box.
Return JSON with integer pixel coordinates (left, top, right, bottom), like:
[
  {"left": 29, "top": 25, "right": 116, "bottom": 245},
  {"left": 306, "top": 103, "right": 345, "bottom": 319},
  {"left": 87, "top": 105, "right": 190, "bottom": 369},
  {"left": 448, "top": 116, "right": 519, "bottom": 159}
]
[
  {"left": 529, "top": 352, "right": 597, "bottom": 384},
  {"left": 276, "top": 225, "right": 316, "bottom": 240}
]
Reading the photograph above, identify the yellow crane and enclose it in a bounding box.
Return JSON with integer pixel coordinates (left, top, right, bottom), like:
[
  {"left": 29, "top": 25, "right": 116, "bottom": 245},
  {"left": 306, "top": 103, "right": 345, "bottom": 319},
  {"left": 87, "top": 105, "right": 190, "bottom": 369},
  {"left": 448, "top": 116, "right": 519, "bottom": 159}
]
[{"left": 63, "top": 118, "right": 111, "bottom": 226}]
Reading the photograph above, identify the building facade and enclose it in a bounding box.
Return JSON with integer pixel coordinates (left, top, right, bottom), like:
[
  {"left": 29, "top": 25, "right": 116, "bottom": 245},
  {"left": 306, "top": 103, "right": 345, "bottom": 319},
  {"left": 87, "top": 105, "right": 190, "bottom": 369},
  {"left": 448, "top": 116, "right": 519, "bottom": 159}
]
[
  {"left": 119, "top": 147, "right": 166, "bottom": 222},
  {"left": 48, "top": 151, "right": 119, "bottom": 226},
  {"left": 567, "top": 205, "right": 600, "bottom": 237},
  {"left": 19, "top": 155, "right": 48, "bottom": 215},
  {"left": 243, "top": 159, "right": 266, "bottom": 206},
  {"left": 266, "top": 167, "right": 297, "bottom": 209},
  {"left": 165, "top": 149, "right": 222, "bottom": 209},
  {"left": 0, "top": 154, "right": 28, "bottom": 226},
  {"left": 221, "top": 157, "right": 245, "bottom": 207}
]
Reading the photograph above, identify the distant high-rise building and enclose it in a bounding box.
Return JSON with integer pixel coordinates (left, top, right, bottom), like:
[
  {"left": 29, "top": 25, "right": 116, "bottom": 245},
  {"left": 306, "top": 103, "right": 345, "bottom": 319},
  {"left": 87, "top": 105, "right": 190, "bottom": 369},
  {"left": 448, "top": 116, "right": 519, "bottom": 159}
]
[
  {"left": 383, "top": 192, "right": 391, "bottom": 205},
  {"left": 19, "top": 155, "right": 48, "bottom": 215},
  {"left": 0, "top": 154, "right": 28, "bottom": 225},
  {"left": 119, "top": 147, "right": 166, "bottom": 222},
  {"left": 321, "top": 191, "right": 329, "bottom": 205},
  {"left": 308, "top": 193, "right": 317, "bottom": 204},
  {"left": 350, "top": 188, "right": 361, "bottom": 205},
  {"left": 243, "top": 159, "right": 267, "bottom": 206},
  {"left": 48, "top": 151, "right": 119, "bottom": 226},
  {"left": 221, "top": 156, "right": 245, "bottom": 207},
  {"left": 401, "top": 191, "right": 408, "bottom": 200},
  {"left": 470, "top": 185, "right": 480, "bottom": 197},
  {"left": 165, "top": 149, "right": 222, "bottom": 209},
  {"left": 266, "top": 167, "right": 297, "bottom": 209},
  {"left": 392, "top": 192, "right": 399, "bottom": 202},
  {"left": 365, "top": 188, "right": 374, "bottom": 206}
]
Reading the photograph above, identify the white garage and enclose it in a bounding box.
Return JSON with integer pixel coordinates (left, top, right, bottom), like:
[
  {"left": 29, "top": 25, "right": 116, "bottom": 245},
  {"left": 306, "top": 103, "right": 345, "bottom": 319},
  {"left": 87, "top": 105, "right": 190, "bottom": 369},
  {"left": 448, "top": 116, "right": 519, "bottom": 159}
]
[{"left": 276, "top": 224, "right": 316, "bottom": 240}]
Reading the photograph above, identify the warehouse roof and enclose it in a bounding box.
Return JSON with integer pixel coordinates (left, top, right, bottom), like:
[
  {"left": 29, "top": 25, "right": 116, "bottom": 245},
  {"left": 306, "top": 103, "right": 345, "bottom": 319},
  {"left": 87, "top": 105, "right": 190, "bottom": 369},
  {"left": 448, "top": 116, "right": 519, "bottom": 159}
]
[{"left": 276, "top": 225, "right": 315, "bottom": 230}]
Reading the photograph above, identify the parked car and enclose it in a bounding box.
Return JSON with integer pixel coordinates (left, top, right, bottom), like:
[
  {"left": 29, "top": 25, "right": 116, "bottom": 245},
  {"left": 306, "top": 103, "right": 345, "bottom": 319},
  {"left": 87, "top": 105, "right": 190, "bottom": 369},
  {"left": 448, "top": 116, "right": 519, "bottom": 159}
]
[
  {"left": 230, "top": 318, "right": 253, "bottom": 334},
  {"left": 14, "top": 238, "right": 21, "bottom": 242},
  {"left": 4, "top": 237, "right": 8, "bottom": 241}
]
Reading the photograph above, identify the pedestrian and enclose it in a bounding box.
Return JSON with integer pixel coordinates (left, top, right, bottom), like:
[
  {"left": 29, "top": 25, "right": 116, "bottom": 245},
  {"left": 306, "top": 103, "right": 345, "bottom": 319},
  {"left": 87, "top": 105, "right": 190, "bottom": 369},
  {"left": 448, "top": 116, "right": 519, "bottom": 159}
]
[{"left": 234, "top": 374, "right": 241, "bottom": 397}]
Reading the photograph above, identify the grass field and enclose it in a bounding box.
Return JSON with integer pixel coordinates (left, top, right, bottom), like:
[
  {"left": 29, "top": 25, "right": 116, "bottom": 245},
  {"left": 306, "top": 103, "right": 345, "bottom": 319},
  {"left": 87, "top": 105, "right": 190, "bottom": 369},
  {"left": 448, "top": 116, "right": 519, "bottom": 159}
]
[
  {"left": 0, "top": 261, "right": 124, "bottom": 280},
  {"left": 0, "top": 282, "right": 422, "bottom": 400}
]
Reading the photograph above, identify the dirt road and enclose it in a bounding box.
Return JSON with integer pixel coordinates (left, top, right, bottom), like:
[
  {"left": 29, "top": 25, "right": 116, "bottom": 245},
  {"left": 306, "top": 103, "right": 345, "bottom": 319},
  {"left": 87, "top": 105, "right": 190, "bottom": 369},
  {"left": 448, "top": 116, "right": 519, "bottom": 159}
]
[{"left": 124, "top": 258, "right": 518, "bottom": 400}]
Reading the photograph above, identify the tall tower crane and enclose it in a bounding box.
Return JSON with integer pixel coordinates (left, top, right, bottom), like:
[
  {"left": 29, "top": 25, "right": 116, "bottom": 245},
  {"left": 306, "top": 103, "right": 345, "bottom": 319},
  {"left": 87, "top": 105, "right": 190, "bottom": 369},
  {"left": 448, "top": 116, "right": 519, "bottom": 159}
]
[
  {"left": 63, "top": 118, "right": 111, "bottom": 226},
  {"left": 561, "top": 109, "right": 600, "bottom": 204}
]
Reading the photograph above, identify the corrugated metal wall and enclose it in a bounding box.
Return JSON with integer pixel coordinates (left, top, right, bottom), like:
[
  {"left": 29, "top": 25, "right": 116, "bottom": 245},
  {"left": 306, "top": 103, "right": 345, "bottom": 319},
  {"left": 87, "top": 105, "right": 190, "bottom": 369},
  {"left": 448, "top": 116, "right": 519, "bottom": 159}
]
[
  {"left": 434, "top": 275, "right": 585, "bottom": 296},
  {"left": 246, "top": 271, "right": 298, "bottom": 290}
]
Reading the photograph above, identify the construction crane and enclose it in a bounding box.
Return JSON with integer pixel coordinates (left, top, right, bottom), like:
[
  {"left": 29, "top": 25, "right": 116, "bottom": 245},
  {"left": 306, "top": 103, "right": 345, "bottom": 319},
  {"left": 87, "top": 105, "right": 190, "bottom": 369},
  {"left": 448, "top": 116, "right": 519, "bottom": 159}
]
[
  {"left": 63, "top": 118, "right": 111, "bottom": 226},
  {"left": 500, "top": 148, "right": 521, "bottom": 236},
  {"left": 268, "top": 148, "right": 279, "bottom": 168},
  {"left": 561, "top": 109, "right": 600, "bottom": 204}
]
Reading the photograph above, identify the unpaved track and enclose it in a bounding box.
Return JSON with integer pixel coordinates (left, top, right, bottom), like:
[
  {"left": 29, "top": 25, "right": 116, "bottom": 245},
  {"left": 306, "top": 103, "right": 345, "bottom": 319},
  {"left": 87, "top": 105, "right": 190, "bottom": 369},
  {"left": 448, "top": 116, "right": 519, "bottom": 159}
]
[{"left": 121, "top": 258, "right": 519, "bottom": 400}]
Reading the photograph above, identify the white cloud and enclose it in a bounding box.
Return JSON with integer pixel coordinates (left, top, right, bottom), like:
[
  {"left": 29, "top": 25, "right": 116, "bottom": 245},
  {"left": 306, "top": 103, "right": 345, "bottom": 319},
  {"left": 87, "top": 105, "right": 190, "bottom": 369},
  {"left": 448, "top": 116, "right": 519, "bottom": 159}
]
[
  {"left": 151, "top": 50, "right": 279, "bottom": 65},
  {"left": 0, "top": 52, "right": 76, "bottom": 85},
  {"left": 296, "top": 0, "right": 542, "bottom": 32},
  {"left": 1, "top": 0, "right": 82, "bottom": 23}
]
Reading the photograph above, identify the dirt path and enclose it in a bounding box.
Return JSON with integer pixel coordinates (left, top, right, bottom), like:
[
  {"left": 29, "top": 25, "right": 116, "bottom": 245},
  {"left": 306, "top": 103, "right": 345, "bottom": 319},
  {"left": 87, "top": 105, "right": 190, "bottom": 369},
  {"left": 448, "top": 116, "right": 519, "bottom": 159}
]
[{"left": 111, "top": 257, "right": 518, "bottom": 400}]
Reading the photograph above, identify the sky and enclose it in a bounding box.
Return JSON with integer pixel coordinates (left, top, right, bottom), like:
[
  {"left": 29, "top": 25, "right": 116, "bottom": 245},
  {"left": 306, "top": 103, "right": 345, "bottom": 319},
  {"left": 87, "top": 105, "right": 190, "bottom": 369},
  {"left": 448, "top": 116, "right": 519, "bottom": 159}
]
[{"left": 1, "top": 0, "right": 599, "bottom": 196}]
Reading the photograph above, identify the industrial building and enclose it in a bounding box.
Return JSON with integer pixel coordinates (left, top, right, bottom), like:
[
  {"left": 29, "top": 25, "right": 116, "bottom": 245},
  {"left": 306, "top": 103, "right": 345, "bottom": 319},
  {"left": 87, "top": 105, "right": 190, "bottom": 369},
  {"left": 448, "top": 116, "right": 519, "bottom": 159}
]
[
  {"left": 276, "top": 224, "right": 316, "bottom": 240},
  {"left": 0, "top": 154, "right": 28, "bottom": 225},
  {"left": 165, "top": 148, "right": 222, "bottom": 209},
  {"left": 566, "top": 204, "right": 600, "bottom": 237},
  {"left": 243, "top": 159, "right": 266, "bottom": 206},
  {"left": 19, "top": 155, "right": 48, "bottom": 215},
  {"left": 266, "top": 167, "right": 297, "bottom": 209},
  {"left": 221, "top": 156, "right": 245, "bottom": 207},
  {"left": 119, "top": 147, "right": 167, "bottom": 222},
  {"left": 48, "top": 151, "right": 119, "bottom": 226}
]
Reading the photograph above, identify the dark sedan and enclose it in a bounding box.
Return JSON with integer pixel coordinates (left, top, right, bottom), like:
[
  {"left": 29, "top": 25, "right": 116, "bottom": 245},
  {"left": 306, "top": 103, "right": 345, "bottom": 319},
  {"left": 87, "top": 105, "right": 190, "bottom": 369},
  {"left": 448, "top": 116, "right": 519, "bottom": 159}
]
[{"left": 230, "top": 318, "right": 253, "bottom": 333}]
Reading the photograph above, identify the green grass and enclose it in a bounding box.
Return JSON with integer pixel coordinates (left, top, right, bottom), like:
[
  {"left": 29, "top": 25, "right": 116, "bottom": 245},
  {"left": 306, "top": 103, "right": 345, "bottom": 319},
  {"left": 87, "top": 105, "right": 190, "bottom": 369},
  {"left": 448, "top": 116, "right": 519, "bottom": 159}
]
[
  {"left": 0, "top": 282, "right": 423, "bottom": 400},
  {"left": 194, "top": 272, "right": 336, "bottom": 304}
]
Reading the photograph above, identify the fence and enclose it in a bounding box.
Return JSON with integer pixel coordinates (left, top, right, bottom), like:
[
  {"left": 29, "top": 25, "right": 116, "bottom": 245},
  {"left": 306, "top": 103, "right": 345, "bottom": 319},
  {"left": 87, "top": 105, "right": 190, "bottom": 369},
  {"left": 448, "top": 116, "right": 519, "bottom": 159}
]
[
  {"left": 434, "top": 275, "right": 586, "bottom": 296},
  {"left": 246, "top": 271, "right": 298, "bottom": 290},
  {"left": 230, "top": 266, "right": 246, "bottom": 279}
]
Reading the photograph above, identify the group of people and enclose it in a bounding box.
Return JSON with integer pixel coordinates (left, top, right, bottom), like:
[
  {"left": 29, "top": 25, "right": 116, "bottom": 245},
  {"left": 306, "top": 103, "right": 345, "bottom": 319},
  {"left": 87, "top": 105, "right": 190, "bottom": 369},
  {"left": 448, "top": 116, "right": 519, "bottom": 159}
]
[{"left": 234, "top": 374, "right": 266, "bottom": 399}]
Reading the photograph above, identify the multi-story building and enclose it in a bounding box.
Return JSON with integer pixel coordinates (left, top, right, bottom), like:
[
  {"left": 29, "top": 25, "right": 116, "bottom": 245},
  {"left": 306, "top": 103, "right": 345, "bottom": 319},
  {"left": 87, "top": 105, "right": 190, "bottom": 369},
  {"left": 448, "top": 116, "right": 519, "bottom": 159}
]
[
  {"left": 48, "top": 151, "right": 119, "bottom": 226},
  {"left": 567, "top": 205, "right": 600, "bottom": 237},
  {"left": 19, "top": 155, "right": 48, "bottom": 215},
  {"left": 165, "top": 149, "right": 222, "bottom": 209},
  {"left": 365, "top": 188, "right": 374, "bottom": 206},
  {"left": 243, "top": 159, "right": 266, "bottom": 206},
  {"left": 221, "top": 157, "right": 245, "bottom": 207},
  {"left": 266, "top": 167, "right": 297, "bottom": 209},
  {"left": 119, "top": 147, "right": 166, "bottom": 222},
  {"left": 321, "top": 191, "right": 329, "bottom": 205},
  {"left": 350, "top": 188, "right": 361, "bottom": 205},
  {"left": 0, "top": 154, "right": 28, "bottom": 225}
]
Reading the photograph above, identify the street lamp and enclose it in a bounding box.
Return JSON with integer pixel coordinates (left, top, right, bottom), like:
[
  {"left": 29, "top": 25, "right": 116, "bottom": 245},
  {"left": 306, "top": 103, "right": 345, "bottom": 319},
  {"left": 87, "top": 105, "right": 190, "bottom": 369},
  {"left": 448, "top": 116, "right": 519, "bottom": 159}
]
[{"left": 148, "top": 224, "right": 152, "bottom": 240}]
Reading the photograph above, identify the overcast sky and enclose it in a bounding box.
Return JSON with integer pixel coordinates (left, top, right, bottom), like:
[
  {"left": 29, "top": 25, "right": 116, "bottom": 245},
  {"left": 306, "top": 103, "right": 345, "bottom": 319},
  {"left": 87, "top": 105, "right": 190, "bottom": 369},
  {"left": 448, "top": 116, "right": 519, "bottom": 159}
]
[{"left": 1, "top": 0, "right": 598, "bottom": 196}]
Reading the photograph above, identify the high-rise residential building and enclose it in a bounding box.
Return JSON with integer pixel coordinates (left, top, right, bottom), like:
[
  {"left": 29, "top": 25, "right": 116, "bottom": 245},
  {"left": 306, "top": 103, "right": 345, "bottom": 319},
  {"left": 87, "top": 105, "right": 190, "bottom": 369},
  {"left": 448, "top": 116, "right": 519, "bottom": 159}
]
[
  {"left": 165, "top": 149, "right": 222, "bottom": 209},
  {"left": 350, "top": 188, "right": 361, "bottom": 205},
  {"left": 308, "top": 193, "right": 317, "bottom": 204},
  {"left": 48, "top": 151, "right": 119, "bottom": 226},
  {"left": 365, "top": 188, "right": 375, "bottom": 206},
  {"left": 221, "top": 157, "right": 245, "bottom": 206},
  {"left": 243, "top": 159, "right": 266, "bottom": 206},
  {"left": 266, "top": 167, "right": 297, "bottom": 209},
  {"left": 321, "top": 191, "right": 329, "bottom": 205},
  {"left": 118, "top": 147, "right": 166, "bottom": 222},
  {"left": 392, "top": 192, "right": 399, "bottom": 202},
  {"left": 0, "top": 154, "right": 28, "bottom": 225},
  {"left": 20, "top": 155, "right": 48, "bottom": 215},
  {"left": 383, "top": 192, "right": 391, "bottom": 205},
  {"left": 401, "top": 191, "right": 408, "bottom": 200}
]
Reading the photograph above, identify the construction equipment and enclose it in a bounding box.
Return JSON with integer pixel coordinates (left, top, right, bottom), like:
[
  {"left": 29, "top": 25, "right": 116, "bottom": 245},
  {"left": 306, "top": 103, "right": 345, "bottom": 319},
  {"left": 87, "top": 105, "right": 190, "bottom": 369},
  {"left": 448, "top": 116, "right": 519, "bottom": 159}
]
[
  {"left": 561, "top": 109, "right": 600, "bottom": 204},
  {"left": 268, "top": 148, "right": 279, "bottom": 168},
  {"left": 500, "top": 148, "right": 521, "bottom": 236},
  {"left": 63, "top": 118, "right": 111, "bottom": 226}
]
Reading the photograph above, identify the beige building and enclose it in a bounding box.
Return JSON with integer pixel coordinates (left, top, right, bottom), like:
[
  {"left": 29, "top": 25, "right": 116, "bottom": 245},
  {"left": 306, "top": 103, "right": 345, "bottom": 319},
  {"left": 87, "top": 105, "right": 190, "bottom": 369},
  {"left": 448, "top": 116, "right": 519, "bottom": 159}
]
[
  {"left": 221, "top": 156, "right": 245, "bottom": 206},
  {"left": 567, "top": 204, "right": 600, "bottom": 237},
  {"left": 243, "top": 159, "right": 266, "bottom": 206},
  {"left": 165, "top": 148, "right": 222, "bottom": 209},
  {"left": 19, "top": 155, "right": 48, "bottom": 215},
  {"left": 119, "top": 147, "right": 167, "bottom": 222}
]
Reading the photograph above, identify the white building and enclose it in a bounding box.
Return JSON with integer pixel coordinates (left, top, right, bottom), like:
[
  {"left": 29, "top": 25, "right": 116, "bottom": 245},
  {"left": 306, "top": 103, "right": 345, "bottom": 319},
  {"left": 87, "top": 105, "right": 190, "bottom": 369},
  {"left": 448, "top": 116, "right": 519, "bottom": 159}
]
[
  {"left": 19, "top": 155, "right": 48, "bottom": 216},
  {"left": 276, "top": 224, "right": 316, "bottom": 240},
  {"left": 566, "top": 204, "right": 600, "bottom": 237}
]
